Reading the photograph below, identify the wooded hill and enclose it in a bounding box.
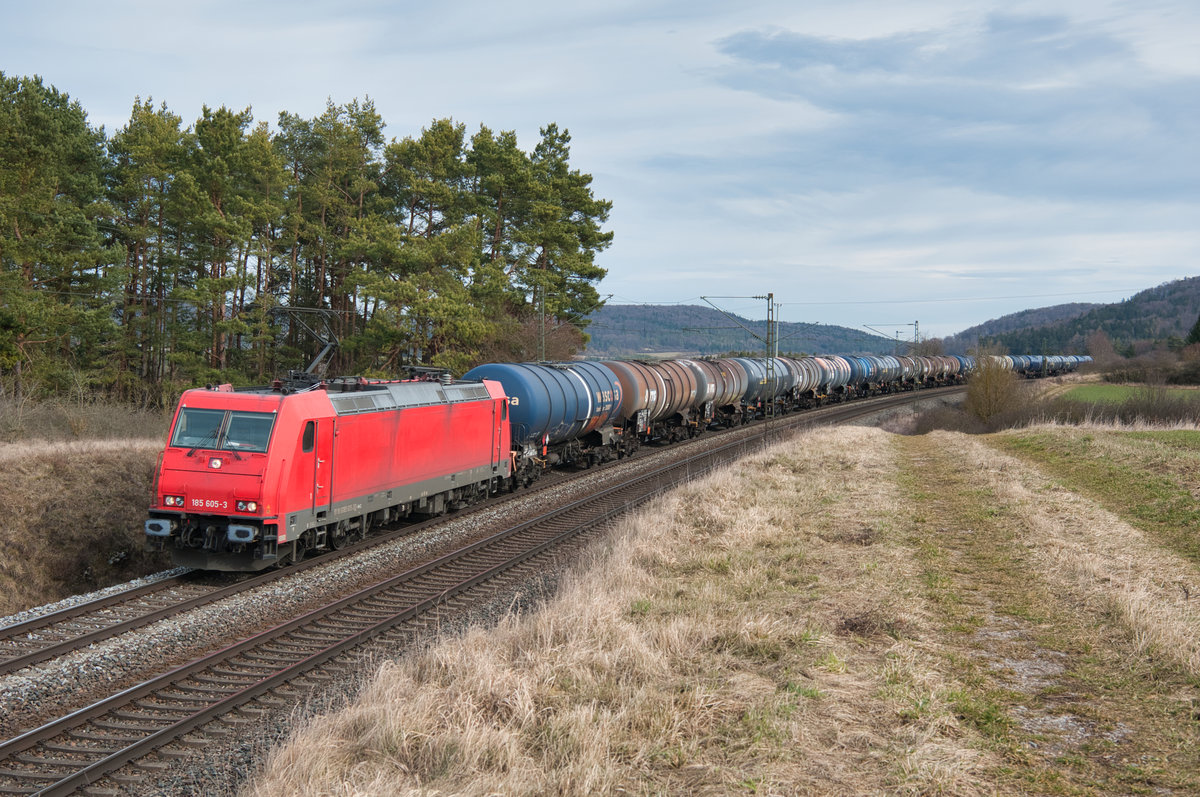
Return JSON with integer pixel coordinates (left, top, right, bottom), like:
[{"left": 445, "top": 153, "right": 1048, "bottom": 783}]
[
  {"left": 582, "top": 304, "right": 898, "bottom": 357},
  {"left": 944, "top": 277, "right": 1200, "bottom": 355},
  {"left": 939, "top": 303, "right": 1099, "bottom": 354}
]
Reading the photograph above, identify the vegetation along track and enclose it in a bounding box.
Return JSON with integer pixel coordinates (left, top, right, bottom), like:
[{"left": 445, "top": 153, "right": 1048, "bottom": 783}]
[{"left": 0, "top": 387, "right": 960, "bottom": 795}]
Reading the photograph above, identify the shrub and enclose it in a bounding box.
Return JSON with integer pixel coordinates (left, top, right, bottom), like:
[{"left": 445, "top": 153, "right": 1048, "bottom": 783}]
[{"left": 963, "top": 358, "right": 1020, "bottom": 428}]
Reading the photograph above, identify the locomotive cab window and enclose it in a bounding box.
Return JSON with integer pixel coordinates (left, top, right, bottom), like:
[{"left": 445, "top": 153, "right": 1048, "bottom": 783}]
[
  {"left": 302, "top": 421, "right": 315, "bottom": 453},
  {"left": 170, "top": 408, "right": 225, "bottom": 449},
  {"left": 169, "top": 408, "right": 276, "bottom": 453},
  {"left": 224, "top": 412, "right": 274, "bottom": 452}
]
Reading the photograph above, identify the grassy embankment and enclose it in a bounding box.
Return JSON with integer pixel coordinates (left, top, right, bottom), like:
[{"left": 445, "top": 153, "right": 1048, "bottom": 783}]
[
  {"left": 0, "top": 400, "right": 170, "bottom": 617},
  {"left": 245, "top": 423, "right": 1200, "bottom": 795}
]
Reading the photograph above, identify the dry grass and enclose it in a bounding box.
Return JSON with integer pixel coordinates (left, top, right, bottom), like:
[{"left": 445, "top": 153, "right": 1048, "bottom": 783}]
[
  {"left": 891, "top": 428, "right": 1200, "bottom": 792},
  {"left": 0, "top": 438, "right": 168, "bottom": 616},
  {"left": 0, "top": 395, "right": 170, "bottom": 443},
  {"left": 245, "top": 427, "right": 999, "bottom": 796},
  {"left": 244, "top": 422, "right": 1200, "bottom": 796},
  {"left": 974, "top": 426, "right": 1200, "bottom": 674}
]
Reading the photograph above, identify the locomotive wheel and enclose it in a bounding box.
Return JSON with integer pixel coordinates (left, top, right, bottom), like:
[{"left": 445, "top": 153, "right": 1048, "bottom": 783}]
[
  {"left": 290, "top": 540, "right": 306, "bottom": 564},
  {"left": 329, "top": 521, "right": 349, "bottom": 550},
  {"left": 296, "top": 531, "right": 314, "bottom": 562},
  {"left": 352, "top": 515, "right": 368, "bottom": 542}
]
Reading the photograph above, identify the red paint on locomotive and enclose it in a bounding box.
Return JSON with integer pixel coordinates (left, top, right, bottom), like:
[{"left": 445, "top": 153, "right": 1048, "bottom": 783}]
[{"left": 146, "top": 378, "right": 512, "bottom": 571}]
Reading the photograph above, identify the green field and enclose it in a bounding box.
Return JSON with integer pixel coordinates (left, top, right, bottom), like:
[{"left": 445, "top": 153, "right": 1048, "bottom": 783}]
[{"left": 1062, "top": 384, "right": 1200, "bottom": 403}]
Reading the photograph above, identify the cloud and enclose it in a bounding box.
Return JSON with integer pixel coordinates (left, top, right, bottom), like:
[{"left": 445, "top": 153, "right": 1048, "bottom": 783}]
[
  {"left": 709, "top": 14, "right": 1200, "bottom": 202},
  {"left": 4, "top": 1, "right": 1197, "bottom": 339}
]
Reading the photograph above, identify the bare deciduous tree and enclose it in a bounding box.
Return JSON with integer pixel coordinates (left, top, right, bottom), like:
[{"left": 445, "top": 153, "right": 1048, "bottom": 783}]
[{"left": 965, "top": 353, "right": 1019, "bottom": 426}]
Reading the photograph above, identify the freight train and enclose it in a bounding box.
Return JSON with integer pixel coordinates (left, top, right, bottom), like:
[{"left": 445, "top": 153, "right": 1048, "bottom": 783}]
[{"left": 145, "top": 352, "right": 1090, "bottom": 571}]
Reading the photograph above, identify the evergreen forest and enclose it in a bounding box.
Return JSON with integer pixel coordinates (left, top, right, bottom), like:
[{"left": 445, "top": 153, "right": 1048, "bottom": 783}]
[{"left": 0, "top": 73, "right": 612, "bottom": 405}]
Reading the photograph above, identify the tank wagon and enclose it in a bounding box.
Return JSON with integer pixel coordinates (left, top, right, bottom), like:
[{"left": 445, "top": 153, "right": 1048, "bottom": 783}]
[
  {"left": 461, "top": 361, "right": 623, "bottom": 485},
  {"left": 148, "top": 351, "right": 1090, "bottom": 571}
]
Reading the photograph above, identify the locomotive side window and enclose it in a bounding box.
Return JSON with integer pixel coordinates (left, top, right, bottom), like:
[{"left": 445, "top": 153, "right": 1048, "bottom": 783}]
[{"left": 302, "top": 421, "right": 315, "bottom": 453}]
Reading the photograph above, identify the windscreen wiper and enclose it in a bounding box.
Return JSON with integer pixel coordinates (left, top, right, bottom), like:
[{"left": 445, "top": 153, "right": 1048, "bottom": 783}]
[{"left": 187, "top": 427, "right": 221, "bottom": 457}]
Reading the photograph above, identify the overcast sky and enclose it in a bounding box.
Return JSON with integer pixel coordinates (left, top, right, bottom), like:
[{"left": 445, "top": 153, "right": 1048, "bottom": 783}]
[{"left": 4, "top": 0, "right": 1198, "bottom": 338}]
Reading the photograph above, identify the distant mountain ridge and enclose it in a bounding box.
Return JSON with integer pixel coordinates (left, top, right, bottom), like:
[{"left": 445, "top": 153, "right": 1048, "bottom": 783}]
[
  {"left": 583, "top": 276, "right": 1200, "bottom": 358},
  {"left": 940, "top": 303, "right": 1099, "bottom": 353},
  {"left": 950, "top": 276, "right": 1200, "bottom": 354},
  {"left": 582, "top": 304, "right": 899, "bottom": 358}
]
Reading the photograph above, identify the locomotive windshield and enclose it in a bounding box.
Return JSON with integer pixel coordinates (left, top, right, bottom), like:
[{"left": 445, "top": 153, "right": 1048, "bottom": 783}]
[{"left": 170, "top": 408, "right": 276, "bottom": 453}]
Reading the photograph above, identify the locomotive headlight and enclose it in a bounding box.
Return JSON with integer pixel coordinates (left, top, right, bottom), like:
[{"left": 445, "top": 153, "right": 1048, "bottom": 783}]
[
  {"left": 236, "top": 500, "right": 258, "bottom": 513},
  {"left": 164, "top": 495, "right": 184, "bottom": 507}
]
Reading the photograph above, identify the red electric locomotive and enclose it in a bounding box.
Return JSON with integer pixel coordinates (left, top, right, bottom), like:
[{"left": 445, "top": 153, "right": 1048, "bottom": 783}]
[{"left": 145, "top": 375, "right": 512, "bottom": 571}]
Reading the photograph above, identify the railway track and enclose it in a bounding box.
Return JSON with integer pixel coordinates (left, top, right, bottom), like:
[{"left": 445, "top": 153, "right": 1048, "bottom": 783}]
[
  {"left": 0, "top": 468, "right": 574, "bottom": 679},
  {"left": 0, "top": 576, "right": 194, "bottom": 677},
  {"left": 0, "top": 386, "right": 960, "bottom": 795},
  {"left": 0, "top": 385, "right": 955, "bottom": 681}
]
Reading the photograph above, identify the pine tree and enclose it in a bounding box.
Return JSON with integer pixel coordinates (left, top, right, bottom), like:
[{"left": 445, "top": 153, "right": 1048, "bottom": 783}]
[
  {"left": 109, "top": 98, "right": 189, "bottom": 400},
  {"left": 467, "top": 124, "right": 612, "bottom": 360},
  {"left": 275, "top": 99, "right": 385, "bottom": 373},
  {"left": 1186, "top": 312, "right": 1200, "bottom": 346},
  {"left": 371, "top": 118, "right": 487, "bottom": 372},
  {"left": 0, "top": 73, "right": 120, "bottom": 396}
]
